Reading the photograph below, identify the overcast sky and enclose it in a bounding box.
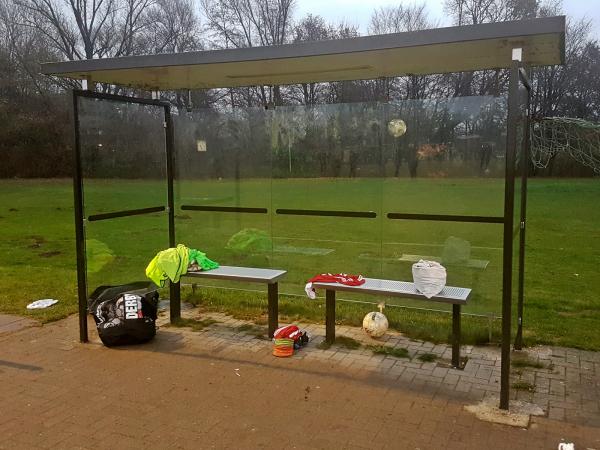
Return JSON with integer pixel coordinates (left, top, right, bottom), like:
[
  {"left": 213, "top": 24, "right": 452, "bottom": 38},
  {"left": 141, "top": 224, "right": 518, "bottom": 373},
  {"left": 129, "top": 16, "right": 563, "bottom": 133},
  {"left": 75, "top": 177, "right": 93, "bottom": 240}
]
[{"left": 295, "top": 0, "right": 600, "bottom": 40}]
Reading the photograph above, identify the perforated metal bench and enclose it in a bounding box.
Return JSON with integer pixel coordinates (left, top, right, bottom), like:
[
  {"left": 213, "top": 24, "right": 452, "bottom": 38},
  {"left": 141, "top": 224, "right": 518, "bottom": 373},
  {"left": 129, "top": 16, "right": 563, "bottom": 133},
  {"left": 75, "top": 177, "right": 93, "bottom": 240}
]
[
  {"left": 311, "top": 278, "right": 471, "bottom": 368},
  {"left": 183, "top": 266, "right": 286, "bottom": 338}
]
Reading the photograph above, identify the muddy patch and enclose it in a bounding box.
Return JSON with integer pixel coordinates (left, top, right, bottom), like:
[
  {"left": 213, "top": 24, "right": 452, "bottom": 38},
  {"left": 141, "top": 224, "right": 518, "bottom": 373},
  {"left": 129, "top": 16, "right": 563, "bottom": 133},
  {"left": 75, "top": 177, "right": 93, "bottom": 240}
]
[{"left": 27, "top": 236, "right": 47, "bottom": 249}]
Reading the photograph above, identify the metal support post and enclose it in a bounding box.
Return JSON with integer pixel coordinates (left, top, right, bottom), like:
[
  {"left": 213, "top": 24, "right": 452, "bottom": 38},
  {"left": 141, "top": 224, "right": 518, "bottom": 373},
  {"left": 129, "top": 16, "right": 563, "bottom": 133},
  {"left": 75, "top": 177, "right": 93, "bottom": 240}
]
[
  {"left": 452, "top": 304, "right": 461, "bottom": 369},
  {"left": 515, "top": 70, "right": 531, "bottom": 350},
  {"left": 500, "top": 59, "right": 520, "bottom": 410},
  {"left": 72, "top": 90, "right": 88, "bottom": 343},
  {"left": 325, "top": 290, "right": 336, "bottom": 343},
  {"left": 268, "top": 283, "right": 279, "bottom": 338},
  {"left": 164, "top": 104, "right": 180, "bottom": 323}
]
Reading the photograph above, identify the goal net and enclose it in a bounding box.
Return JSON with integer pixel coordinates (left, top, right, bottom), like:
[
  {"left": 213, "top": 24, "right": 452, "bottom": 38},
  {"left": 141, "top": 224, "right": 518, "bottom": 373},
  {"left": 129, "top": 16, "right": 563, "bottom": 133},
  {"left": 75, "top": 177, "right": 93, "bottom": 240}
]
[{"left": 530, "top": 117, "right": 600, "bottom": 174}]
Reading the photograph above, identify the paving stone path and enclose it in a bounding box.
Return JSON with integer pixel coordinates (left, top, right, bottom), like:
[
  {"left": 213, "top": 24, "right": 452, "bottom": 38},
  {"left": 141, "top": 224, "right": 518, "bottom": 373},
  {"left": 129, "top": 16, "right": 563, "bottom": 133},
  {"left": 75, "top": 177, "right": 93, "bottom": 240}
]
[
  {"left": 0, "top": 313, "right": 38, "bottom": 335},
  {"left": 165, "top": 308, "right": 600, "bottom": 429},
  {"left": 0, "top": 308, "right": 598, "bottom": 449}
]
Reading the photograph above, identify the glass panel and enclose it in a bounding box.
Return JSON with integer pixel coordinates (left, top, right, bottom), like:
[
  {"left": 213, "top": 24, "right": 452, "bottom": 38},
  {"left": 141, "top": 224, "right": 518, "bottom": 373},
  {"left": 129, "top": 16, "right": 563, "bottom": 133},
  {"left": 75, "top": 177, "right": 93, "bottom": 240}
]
[
  {"left": 77, "top": 96, "right": 169, "bottom": 292},
  {"left": 270, "top": 103, "right": 384, "bottom": 293},
  {"left": 174, "top": 108, "right": 272, "bottom": 278},
  {"left": 78, "top": 97, "right": 167, "bottom": 216},
  {"left": 172, "top": 96, "right": 508, "bottom": 319},
  {"left": 383, "top": 96, "right": 507, "bottom": 217},
  {"left": 380, "top": 96, "right": 507, "bottom": 317},
  {"left": 85, "top": 212, "right": 169, "bottom": 295},
  {"left": 381, "top": 220, "right": 503, "bottom": 315}
]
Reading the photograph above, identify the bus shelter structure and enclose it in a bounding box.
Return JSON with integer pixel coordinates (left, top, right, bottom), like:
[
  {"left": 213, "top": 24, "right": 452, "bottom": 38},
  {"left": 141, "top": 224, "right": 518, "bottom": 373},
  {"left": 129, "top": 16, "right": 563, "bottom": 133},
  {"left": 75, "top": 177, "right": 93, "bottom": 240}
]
[{"left": 42, "top": 16, "right": 565, "bottom": 410}]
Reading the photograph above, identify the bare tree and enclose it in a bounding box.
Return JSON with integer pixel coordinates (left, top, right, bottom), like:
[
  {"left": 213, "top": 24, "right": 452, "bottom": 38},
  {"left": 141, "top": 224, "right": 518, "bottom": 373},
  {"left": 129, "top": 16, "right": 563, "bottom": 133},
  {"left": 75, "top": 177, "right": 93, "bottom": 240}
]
[
  {"left": 290, "top": 14, "right": 360, "bottom": 106},
  {"left": 368, "top": 3, "right": 438, "bottom": 101},
  {"left": 367, "top": 4, "right": 439, "bottom": 178},
  {"left": 144, "top": 0, "right": 201, "bottom": 53},
  {"left": 442, "top": 0, "right": 538, "bottom": 96},
  {"left": 202, "top": 0, "right": 296, "bottom": 106},
  {"left": 0, "top": 0, "right": 57, "bottom": 98},
  {"left": 15, "top": 0, "right": 154, "bottom": 61},
  {"left": 531, "top": 12, "right": 594, "bottom": 117}
]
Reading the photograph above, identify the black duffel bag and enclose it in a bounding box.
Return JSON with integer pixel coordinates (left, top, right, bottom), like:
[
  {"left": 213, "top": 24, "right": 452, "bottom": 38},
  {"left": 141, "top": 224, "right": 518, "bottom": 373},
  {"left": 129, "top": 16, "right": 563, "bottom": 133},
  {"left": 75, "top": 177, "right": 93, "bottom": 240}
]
[{"left": 88, "top": 282, "right": 159, "bottom": 347}]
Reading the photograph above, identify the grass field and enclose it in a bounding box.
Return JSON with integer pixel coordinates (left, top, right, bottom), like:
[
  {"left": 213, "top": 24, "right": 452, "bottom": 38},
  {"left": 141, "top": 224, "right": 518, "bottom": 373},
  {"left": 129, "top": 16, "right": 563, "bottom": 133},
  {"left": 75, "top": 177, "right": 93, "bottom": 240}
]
[{"left": 0, "top": 178, "right": 598, "bottom": 350}]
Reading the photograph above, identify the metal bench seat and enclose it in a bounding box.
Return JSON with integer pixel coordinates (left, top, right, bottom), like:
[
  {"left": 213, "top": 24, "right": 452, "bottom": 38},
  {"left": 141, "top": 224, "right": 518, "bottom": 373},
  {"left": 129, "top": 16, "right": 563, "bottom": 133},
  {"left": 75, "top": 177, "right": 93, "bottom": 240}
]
[
  {"left": 312, "top": 278, "right": 471, "bottom": 368},
  {"left": 182, "top": 266, "right": 286, "bottom": 337}
]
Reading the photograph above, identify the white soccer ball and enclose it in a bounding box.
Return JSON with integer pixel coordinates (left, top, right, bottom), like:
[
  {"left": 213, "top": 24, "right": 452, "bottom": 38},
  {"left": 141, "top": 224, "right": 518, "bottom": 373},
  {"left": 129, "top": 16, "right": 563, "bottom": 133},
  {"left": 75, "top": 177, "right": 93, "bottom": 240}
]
[
  {"left": 387, "top": 119, "right": 407, "bottom": 138},
  {"left": 362, "top": 312, "right": 389, "bottom": 338}
]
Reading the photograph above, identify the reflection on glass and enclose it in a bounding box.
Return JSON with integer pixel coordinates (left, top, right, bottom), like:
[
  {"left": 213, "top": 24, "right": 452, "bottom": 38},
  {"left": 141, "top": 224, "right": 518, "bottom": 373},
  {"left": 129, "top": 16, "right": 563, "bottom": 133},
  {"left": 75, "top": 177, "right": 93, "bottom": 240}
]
[
  {"left": 85, "top": 213, "right": 168, "bottom": 295},
  {"left": 78, "top": 97, "right": 170, "bottom": 293},
  {"left": 78, "top": 97, "right": 167, "bottom": 216},
  {"left": 169, "top": 96, "right": 509, "bottom": 315},
  {"left": 174, "top": 108, "right": 272, "bottom": 278}
]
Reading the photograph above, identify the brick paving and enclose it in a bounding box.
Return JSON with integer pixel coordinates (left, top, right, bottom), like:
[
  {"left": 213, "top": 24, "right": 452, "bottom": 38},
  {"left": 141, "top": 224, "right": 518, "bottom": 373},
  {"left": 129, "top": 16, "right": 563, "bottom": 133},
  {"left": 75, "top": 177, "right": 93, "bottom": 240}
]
[
  {"left": 0, "top": 306, "right": 598, "bottom": 449},
  {"left": 166, "top": 308, "right": 600, "bottom": 429},
  {"left": 0, "top": 313, "right": 38, "bottom": 335}
]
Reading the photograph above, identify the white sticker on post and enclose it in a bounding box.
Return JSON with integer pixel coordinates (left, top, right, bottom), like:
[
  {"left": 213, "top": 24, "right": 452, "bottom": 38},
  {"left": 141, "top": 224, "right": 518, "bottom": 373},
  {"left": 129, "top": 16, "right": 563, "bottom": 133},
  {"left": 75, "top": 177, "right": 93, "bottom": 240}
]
[{"left": 512, "top": 48, "right": 523, "bottom": 62}]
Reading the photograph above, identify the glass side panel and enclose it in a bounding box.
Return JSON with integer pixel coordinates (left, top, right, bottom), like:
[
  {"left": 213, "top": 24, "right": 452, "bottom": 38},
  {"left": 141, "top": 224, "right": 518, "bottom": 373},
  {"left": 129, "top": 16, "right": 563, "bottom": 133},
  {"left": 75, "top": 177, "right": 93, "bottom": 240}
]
[
  {"left": 270, "top": 103, "right": 384, "bottom": 293},
  {"left": 174, "top": 108, "right": 272, "bottom": 275},
  {"left": 172, "top": 96, "right": 508, "bottom": 318},
  {"left": 77, "top": 96, "right": 169, "bottom": 292},
  {"left": 381, "top": 220, "right": 503, "bottom": 315},
  {"left": 383, "top": 96, "right": 507, "bottom": 217},
  {"left": 78, "top": 97, "right": 167, "bottom": 217},
  {"left": 85, "top": 212, "right": 169, "bottom": 295}
]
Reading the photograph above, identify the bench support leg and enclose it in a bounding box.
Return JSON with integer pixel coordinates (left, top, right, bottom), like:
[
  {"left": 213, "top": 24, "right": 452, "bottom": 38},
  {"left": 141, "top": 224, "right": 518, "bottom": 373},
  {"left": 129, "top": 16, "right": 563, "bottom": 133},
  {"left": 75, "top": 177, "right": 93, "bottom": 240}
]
[
  {"left": 268, "top": 282, "right": 279, "bottom": 338},
  {"left": 325, "top": 289, "right": 336, "bottom": 344},
  {"left": 170, "top": 281, "right": 181, "bottom": 323},
  {"left": 452, "top": 304, "right": 461, "bottom": 369}
]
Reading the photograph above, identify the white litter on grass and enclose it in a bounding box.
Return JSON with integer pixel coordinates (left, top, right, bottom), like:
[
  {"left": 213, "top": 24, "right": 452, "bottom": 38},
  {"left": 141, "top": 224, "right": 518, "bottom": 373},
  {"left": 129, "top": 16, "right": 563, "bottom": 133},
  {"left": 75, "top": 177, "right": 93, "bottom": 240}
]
[
  {"left": 26, "top": 299, "right": 59, "bottom": 309},
  {"left": 464, "top": 397, "right": 544, "bottom": 428},
  {"left": 558, "top": 443, "right": 575, "bottom": 450}
]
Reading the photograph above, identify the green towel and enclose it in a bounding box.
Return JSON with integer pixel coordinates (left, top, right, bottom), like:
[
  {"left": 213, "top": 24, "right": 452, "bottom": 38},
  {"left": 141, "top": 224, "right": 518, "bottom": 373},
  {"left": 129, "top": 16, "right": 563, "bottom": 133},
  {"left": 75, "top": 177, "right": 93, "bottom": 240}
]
[{"left": 189, "top": 249, "right": 219, "bottom": 270}]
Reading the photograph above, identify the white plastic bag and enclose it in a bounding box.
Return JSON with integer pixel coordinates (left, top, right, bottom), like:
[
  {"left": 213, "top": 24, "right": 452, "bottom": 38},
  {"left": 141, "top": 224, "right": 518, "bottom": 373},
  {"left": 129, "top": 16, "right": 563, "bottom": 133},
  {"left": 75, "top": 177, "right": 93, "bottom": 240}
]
[
  {"left": 412, "top": 260, "right": 446, "bottom": 298},
  {"left": 26, "top": 299, "right": 59, "bottom": 309},
  {"left": 558, "top": 443, "right": 574, "bottom": 450}
]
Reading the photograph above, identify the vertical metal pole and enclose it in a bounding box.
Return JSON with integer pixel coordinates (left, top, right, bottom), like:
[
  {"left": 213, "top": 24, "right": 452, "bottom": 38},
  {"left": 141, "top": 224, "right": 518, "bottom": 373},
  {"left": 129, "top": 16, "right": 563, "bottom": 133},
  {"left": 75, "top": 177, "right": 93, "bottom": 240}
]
[
  {"left": 164, "top": 105, "right": 180, "bottom": 322},
  {"left": 325, "top": 290, "right": 336, "bottom": 344},
  {"left": 452, "top": 304, "right": 461, "bottom": 369},
  {"left": 72, "top": 90, "right": 88, "bottom": 343},
  {"left": 515, "top": 80, "right": 531, "bottom": 350},
  {"left": 267, "top": 282, "right": 279, "bottom": 338},
  {"left": 500, "top": 61, "right": 520, "bottom": 410}
]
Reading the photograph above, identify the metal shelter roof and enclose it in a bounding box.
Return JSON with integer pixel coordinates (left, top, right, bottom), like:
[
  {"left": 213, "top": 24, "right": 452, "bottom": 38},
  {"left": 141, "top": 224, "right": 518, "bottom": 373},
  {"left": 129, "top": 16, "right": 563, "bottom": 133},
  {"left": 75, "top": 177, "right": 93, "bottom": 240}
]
[{"left": 41, "top": 16, "right": 565, "bottom": 90}]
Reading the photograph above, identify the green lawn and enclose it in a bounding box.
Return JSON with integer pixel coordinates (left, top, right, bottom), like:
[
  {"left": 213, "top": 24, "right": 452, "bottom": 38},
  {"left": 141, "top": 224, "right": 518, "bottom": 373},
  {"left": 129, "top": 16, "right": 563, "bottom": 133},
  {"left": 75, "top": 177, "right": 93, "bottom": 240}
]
[{"left": 0, "top": 178, "right": 598, "bottom": 350}]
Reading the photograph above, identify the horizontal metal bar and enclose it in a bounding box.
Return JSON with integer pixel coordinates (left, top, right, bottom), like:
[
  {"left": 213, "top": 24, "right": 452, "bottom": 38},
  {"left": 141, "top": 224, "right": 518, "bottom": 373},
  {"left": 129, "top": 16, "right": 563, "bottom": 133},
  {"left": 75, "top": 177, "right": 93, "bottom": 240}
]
[
  {"left": 181, "top": 205, "right": 267, "bottom": 214},
  {"left": 276, "top": 209, "right": 377, "bottom": 218},
  {"left": 74, "top": 89, "right": 170, "bottom": 107},
  {"left": 386, "top": 213, "right": 504, "bottom": 224},
  {"left": 88, "top": 206, "right": 165, "bottom": 222}
]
